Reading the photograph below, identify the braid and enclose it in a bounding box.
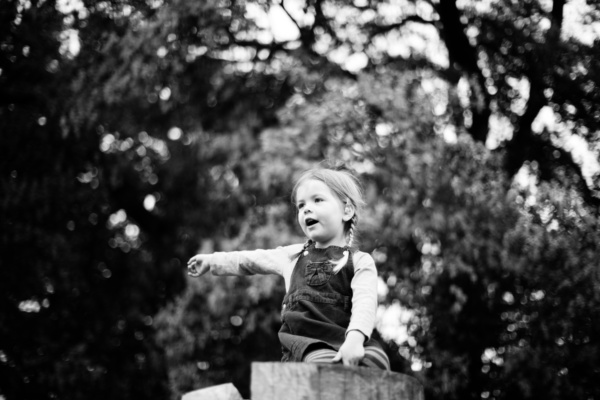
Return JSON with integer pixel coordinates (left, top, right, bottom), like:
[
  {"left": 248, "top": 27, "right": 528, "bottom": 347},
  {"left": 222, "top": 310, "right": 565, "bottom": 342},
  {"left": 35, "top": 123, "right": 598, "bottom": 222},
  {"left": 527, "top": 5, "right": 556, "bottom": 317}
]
[
  {"left": 292, "top": 239, "right": 313, "bottom": 260},
  {"left": 346, "top": 215, "right": 357, "bottom": 248},
  {"left": 331, "top": 215, "right": 357, "bottom": 274}
]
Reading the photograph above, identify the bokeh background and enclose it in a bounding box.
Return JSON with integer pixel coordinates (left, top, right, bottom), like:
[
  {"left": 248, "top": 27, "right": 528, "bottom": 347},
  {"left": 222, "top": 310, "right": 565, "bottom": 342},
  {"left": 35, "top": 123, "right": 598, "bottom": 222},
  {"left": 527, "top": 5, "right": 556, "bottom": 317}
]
[{"left": 1, "top": 0, "right": 600, "bottom": 399}]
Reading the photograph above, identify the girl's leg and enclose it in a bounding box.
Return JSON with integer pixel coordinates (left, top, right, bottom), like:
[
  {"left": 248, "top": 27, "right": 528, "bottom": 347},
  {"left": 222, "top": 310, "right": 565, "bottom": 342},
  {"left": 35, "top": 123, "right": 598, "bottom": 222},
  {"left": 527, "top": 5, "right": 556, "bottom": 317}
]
[
  {"left": 359, "top": 346, "right": 390, "bottom": 370},
  {"left": 302, "top": 347, "right": 338, "bottom": 363},
  {"left": 303, "top": 345, "right": 390, "bottom": 370}
]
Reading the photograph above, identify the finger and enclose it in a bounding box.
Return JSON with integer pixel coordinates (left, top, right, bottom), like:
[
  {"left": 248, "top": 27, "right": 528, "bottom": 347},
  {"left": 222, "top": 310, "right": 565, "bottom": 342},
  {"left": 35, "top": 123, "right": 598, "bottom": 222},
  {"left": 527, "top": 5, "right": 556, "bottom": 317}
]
[
  {"left": 188, "top": 258, "right": 199, "bottom": 269},
  {"left": 331, "top": 351, "right": 342, "bottom": 363}
]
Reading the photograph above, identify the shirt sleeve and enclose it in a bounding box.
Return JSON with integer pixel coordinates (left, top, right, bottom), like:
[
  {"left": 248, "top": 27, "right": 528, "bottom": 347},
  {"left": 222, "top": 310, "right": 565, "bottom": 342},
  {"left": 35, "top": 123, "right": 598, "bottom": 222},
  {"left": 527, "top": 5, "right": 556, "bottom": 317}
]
[
  {"left": 346, "top": 251, "right": 378, "bottom": 341},
  {"left": 205, "top": 244, "right": 304, "bottom": 292}
]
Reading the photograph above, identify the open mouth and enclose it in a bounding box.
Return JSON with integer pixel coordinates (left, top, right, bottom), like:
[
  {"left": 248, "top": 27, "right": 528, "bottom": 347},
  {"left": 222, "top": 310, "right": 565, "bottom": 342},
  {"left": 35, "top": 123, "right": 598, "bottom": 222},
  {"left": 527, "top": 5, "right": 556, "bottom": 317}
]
[{"left": 305, "top": 218, "right": 318, "bottom": 227}]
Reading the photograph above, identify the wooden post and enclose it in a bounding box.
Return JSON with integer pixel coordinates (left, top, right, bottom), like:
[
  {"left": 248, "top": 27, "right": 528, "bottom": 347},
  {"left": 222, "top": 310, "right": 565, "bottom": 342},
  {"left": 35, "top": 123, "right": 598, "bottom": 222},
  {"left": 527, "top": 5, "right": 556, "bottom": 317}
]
[{"left": 251, "top": 362, "right": 424, "bottom": 400}]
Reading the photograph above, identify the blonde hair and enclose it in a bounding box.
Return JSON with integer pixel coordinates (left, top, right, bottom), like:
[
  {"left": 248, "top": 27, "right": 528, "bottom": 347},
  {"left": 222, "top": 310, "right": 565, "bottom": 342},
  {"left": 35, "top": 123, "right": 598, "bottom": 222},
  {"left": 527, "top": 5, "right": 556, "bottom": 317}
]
[{"left": 292, "top": 162, "right": 366, "bottom": 272}]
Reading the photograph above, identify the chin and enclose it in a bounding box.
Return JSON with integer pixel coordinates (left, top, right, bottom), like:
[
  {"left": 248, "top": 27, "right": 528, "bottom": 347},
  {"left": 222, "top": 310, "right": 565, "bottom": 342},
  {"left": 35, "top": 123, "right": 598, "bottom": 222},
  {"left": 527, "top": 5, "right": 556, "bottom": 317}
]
[{"left": 306, "top": 235, "right": 320, "bottom": 243}]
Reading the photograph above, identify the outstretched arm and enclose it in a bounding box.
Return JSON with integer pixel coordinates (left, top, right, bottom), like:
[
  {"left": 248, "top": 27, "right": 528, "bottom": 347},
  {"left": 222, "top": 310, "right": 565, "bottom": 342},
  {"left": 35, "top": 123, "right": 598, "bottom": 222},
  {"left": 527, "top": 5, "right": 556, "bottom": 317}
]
[{"left": 186, "top": 244, "right": 304, "bottom": 289}]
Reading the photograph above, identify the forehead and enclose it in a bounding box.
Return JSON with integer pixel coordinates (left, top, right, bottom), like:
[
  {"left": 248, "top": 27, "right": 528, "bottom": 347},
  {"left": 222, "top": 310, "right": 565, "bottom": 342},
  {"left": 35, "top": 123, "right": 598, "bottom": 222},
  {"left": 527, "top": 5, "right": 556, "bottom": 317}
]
[{"left": 295, "top": 179, "right": 337, "bottom": 201}]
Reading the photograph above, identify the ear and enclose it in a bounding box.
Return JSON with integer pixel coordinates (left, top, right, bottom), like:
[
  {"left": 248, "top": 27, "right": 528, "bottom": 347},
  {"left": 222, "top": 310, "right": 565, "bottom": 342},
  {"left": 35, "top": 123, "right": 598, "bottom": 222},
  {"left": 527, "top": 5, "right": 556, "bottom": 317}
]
[{"left": 342, "top": 203, "right": 355, "bottom": 221}]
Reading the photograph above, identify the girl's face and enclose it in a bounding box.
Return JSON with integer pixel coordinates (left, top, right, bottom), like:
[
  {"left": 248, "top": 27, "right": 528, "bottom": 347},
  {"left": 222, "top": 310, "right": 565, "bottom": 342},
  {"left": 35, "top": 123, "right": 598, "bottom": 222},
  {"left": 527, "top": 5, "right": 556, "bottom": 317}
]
[{"left": 295, "top": 179, "right": 352, "bottom": 248}]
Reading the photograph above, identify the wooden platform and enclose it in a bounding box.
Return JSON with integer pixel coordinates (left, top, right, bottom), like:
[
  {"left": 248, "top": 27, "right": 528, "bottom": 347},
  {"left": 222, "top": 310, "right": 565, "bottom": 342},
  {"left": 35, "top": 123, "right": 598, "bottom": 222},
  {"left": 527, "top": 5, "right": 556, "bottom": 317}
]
[
  {"left": 252, "top": 362, "right": 423, "bottom": 400},
  {"left": 182, "top": 362, "right": 424, "bottom": 400}
]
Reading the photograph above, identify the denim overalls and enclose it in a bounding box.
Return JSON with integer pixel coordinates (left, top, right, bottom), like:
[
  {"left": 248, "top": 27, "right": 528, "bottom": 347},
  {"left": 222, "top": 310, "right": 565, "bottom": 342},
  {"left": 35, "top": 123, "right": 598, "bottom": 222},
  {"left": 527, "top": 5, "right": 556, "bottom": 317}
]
[{"left": 278, "top": 243, "right": 382, "bottom": 362}]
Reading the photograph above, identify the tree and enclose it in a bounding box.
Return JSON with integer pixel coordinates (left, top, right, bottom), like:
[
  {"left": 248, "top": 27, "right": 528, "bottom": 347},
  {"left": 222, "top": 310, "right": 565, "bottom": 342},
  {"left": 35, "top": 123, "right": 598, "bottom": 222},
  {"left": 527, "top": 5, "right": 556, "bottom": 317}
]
[
  {"left": 0, "top": 1, "right": 176, "bottom": 398},
  {"left": 0, "top": 0, "right": 308, "bottom": 398},
  {"left": 271, "top": 0, "right": 600, "bottom": 206},
  {"left": 2, "top": 0, "right": 599, "bottom": 399}
]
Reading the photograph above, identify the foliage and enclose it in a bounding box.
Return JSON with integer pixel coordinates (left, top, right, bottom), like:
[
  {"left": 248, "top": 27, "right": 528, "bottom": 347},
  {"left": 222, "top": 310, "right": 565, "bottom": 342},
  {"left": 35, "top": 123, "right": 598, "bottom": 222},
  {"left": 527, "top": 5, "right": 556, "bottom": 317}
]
[
  {"left": 1, "top": 1, "right": 599, "bottom": 400},
  {"left": 155, "top": 204, "right": 300, "bottom": 399}
]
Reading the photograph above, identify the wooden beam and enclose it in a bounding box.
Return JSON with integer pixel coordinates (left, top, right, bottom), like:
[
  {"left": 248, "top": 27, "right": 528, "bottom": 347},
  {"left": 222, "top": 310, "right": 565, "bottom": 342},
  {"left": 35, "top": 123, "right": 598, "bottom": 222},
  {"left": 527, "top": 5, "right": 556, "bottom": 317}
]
[{"left": 251, "top": 362, "right": 424, "bottom": 400}]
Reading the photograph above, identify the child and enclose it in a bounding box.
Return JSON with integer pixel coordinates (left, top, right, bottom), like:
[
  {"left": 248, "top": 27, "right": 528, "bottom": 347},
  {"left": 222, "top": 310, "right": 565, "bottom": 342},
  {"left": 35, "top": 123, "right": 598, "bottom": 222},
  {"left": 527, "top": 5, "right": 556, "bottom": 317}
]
[{"left": 187, "top": 164, "right": 390, "bottom": 370}]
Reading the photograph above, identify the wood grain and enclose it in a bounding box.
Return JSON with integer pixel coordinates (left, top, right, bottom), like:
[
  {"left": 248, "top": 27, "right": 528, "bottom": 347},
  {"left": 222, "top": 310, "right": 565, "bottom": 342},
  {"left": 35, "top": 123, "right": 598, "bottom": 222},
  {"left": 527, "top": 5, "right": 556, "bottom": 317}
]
[{"left": 251, "top": 362, "right": 423, "bottom": 400}]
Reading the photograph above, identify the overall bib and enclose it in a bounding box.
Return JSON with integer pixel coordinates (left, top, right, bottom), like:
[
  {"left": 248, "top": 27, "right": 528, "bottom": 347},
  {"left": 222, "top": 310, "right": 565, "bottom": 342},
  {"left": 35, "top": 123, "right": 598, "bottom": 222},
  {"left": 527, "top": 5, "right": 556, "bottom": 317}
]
[{"left": 278, "top": 244, "right": 382, "bottom": 362}]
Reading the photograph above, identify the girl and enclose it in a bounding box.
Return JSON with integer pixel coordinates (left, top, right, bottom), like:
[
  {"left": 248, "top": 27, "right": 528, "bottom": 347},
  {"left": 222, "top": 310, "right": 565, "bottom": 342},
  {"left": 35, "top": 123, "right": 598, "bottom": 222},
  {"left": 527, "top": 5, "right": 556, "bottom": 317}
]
[{"left": 187, "top": 164, "right": 389, "bottom": 369}]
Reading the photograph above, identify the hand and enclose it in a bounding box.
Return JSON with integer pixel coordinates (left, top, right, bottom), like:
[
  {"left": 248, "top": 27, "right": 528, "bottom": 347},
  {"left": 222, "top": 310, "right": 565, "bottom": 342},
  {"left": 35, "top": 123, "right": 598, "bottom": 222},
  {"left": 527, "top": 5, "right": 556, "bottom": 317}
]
[
  {"left": 332, "top": 330, "right": 366, "bottom": 366},
  {"left": 187, "top": 254, "right": 210, "bottom": 277}
]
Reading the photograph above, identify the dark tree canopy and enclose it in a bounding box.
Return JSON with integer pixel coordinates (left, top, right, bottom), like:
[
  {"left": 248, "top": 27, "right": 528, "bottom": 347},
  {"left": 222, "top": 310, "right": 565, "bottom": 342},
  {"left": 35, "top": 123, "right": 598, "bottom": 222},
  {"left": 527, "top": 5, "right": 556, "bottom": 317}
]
[{"left": 1, "top": 1, "right": 599, "bottom": 400}]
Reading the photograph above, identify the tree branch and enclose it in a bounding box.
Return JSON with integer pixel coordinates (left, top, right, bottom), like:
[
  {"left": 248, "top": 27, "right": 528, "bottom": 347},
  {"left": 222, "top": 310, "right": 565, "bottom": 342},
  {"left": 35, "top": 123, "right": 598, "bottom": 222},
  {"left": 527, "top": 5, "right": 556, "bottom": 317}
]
[
  {"left": 502, "top": 44, "right": 600, "bottom": 209},
  {"left": 366, "top": 15, "right": 436, "bottom": 38},
  {"left": 503, "top": 0, "right": 566, "bottom": 176},
  {"left": 278, "top": 0, "right": 303, "bottom": 34},
  {"left": 435, "top": 0, "right": 491, "bottom": 142}
]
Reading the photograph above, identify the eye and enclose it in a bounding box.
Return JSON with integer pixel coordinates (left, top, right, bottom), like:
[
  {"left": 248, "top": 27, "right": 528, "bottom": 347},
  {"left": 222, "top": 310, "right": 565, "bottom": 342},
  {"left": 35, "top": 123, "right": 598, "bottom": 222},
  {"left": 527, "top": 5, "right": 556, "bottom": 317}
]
[
  {"left": 315, "top": 198, "right": 323, "bottom": 203},
  {"left": 297, "top": 203, "right": 304, "bottom": 210}
]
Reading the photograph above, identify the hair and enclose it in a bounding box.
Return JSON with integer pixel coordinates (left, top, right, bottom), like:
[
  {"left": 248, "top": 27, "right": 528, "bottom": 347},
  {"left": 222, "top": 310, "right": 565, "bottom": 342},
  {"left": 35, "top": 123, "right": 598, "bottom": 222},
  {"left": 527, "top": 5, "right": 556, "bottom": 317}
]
[{"left": 292, "top": 161, "right": 366, "bottom": 272}]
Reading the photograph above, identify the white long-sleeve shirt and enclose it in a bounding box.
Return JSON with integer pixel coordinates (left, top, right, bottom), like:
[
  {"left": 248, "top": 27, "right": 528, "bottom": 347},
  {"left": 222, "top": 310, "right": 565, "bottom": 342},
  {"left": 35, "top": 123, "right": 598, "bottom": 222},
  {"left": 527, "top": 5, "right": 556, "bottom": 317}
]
[{"left": 203, "top": 243, "right": 379, "bottom": 340}]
